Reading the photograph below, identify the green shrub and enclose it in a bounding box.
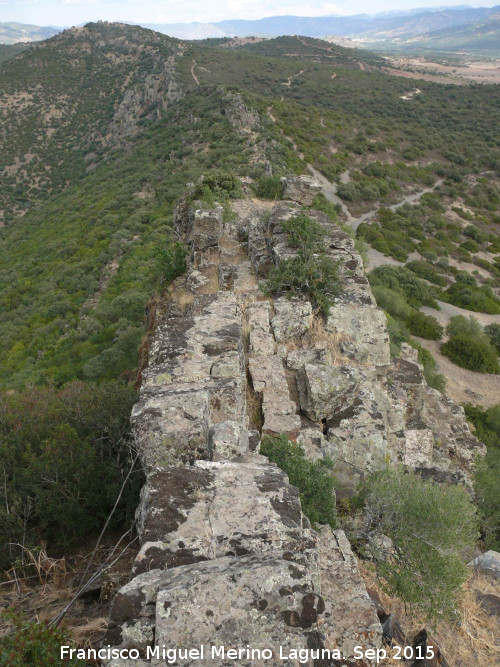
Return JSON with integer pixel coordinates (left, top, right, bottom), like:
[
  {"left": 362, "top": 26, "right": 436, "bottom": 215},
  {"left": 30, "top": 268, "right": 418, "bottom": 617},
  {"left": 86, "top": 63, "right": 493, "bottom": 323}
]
[
  {"left": 262, "top": 213, "right": 342, "bottom": 315},
  {"left": 359, "top": 468, "right": 478, "bottom": 618},
  {"left": 312, "top": 193, "right": 339, "bottom": 222},
  {"left": 441, "top": 334, "right": 500, "bottom": 374},
  {"left": 443, "top": 274, "right": 500, "bottom": 314},
  {"left": 0, "top": 611, "right": 84, "bottom": 667},
  {"left": 405, "top": 310, "right": 443, "bottom": 340},
  {"left": 260, "top": 434, "right": 336, "bottom": 528},
  {"left": 405, "top": 260, "right": 448, "bottom": 287},
  {"left": 369, "top": 265, "right": 440, "bottom": 309},
  {"left": 446, "top": 314, "right": 483, "bottom": 338},
  {"left": 252, "top": 174, "right": 282, "bottom": 199},
  {"left": 281, "top": 212, "right": 325, "bottom": 249},
  {"left": 263, "top": 252, "right": 341, "bottom": 316},
  {"left": 485, "top": 323, "right": 500, "bottom": 354},
  {"left": 464, "top": 224, "right": 487, "bottom": 243},
  {"left": 155, "top": 241, "right": 187, "bottom": 283},
  {"left": 464, "top": 403, "right": 500, "bottom": 549},
  {"left": 372, "top": 285, "right": 412, "bottom": 320},
  {"left": 192, "top": 168, "right": 242, "bottom": 200},
  {"left": 0, "top": 382, "right": 141, "bottom": 569},
  {"left": 409, "top": 340, "right": 446, "bottom": 392}
]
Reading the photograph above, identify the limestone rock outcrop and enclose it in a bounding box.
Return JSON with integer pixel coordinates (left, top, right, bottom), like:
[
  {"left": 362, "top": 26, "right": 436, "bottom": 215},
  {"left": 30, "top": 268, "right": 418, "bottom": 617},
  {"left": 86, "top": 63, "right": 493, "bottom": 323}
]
[{"left": 104, "top": 175, "right": 484, "bottom": 665}]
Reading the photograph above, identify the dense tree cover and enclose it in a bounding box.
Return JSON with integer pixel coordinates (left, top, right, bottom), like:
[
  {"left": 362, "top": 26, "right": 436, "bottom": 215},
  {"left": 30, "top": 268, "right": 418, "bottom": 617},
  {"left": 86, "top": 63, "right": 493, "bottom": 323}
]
[
  {"left": 0, "top": 90, "right": 262, "bottom": 388},
  {"left": 0, "top": 382, "right": 140, "bottom": 570}
]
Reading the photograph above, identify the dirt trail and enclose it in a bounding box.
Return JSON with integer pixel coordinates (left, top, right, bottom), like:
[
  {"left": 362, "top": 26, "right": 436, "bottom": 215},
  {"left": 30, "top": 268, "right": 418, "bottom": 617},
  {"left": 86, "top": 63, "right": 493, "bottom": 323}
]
[
  {"left": 308, "top": 163, "right": 443, "bottom": 231},
  {"left": 190, "top": 60, "right": 200, "bottom": 86},
  {"left": 421, "top": 301, "right": 500, "bottom": 329},
  {"left": 414, "top": 337, "right": 500, "bottom": 408},
  {"left": 283, "top": 69, "right": 306, "bottom": 87},
  {"left": 399, "top": 88, "right": 421, "bottom": 100}
]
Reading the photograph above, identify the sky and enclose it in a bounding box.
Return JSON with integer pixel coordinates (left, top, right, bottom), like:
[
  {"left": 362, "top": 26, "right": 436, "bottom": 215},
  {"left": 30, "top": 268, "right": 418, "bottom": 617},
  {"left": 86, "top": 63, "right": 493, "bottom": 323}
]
[{"left": 0, "top": 0, "right": 498, "bottom": 27}]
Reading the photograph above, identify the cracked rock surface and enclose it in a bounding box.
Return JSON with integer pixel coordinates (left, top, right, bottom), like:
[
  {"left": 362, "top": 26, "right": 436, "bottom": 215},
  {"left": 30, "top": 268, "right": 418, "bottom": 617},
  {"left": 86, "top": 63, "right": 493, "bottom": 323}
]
[{"left": 104, "top": 176, "right": 484, "bottom": 665}]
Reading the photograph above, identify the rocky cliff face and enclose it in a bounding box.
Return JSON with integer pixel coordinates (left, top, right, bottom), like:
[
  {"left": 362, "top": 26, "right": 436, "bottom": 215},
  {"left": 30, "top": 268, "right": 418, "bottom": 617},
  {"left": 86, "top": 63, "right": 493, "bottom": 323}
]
[{"left": 103, "top": 176, "right": 484, "bottom": 666}]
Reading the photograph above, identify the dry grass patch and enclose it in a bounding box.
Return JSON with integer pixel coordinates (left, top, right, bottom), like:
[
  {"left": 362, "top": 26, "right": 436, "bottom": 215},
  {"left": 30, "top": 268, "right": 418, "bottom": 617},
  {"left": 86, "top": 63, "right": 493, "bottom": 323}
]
[
  {"left": 360, "top": 563, "right": 500, "bottom": 667},
  {"left": 289, "top": 315, "right": 354, "bottom": 366},
  {"left": 169, "top": 285, "right": 194, "bottom": 314}
]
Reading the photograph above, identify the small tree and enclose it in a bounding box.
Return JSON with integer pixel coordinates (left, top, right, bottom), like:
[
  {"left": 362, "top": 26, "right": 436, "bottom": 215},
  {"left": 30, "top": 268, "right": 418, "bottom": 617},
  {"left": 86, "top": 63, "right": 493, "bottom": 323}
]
[
  {"left": 156, "top": 240, "right": 187, "bottom": 283},
  {"left": 360, "top": 468, "right": 479, "bottom": 619}
]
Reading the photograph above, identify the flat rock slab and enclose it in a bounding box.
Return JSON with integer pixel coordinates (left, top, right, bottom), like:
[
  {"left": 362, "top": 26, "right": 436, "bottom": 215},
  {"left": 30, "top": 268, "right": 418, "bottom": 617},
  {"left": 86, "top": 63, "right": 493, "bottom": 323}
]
[
  {"left": 133, "top": 458, "right": 307, "bottom": 575},
  {"left": 327, "top": 304, "right": 390, "bottom": 368},
  {"left": 248, "top": 355, "right": 289, "bottom": 394},
  {"left": 153, "top": 553, "right": 328, "bottom": 667}
]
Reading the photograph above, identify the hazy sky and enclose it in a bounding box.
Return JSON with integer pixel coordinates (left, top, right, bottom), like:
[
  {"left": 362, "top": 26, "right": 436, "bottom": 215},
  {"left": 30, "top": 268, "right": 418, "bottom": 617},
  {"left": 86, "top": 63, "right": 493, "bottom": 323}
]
[{"left": 0, "top": 1, "right": 498, "bottom": 27}]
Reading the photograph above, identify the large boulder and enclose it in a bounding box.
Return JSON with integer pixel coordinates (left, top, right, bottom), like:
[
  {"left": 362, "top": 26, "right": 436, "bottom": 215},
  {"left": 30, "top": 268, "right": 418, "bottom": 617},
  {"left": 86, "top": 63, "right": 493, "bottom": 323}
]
[
  {"left": 281, "top": 174, "right": 321, "bottom": 206},
  {"left": 469, "top": 551, "right": 500, "bottom": 580},
  {"left": 327, "top": 304, "right": 390, "bottom": 368},
  {"left": 298, "top": 363, "right": 360, "bottom": 422}
]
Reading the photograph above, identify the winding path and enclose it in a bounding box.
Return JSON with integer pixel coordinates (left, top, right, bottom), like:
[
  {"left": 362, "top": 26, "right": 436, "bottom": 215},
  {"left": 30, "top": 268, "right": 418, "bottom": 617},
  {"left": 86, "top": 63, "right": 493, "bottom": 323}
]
[
  {"left": 308, "top": 164, "right": 444, "bottom": 231},
  {"left": 190, "top": 60, "right": 200, "bottom": 86}
]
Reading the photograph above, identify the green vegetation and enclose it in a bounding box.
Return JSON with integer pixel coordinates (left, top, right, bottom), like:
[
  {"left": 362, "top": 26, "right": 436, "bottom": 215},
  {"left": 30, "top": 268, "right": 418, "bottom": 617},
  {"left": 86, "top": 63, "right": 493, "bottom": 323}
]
[
  {"left": 251, "top": 174, "right": 283, "bottom": 199},
  {"left": 0, "top": 88, "right": 259, "bottom": 388},
  {"left": 358, "top": 468, "right": 478, "bottom": 619},
  {"left": 260, "top": 434, "right": 336, "bottom": 528},
  {"left": 464, "top": 403, "right": 500, "bottom": 549},
  {"left": 0, "top": 382, "right": 140, "bottom": 570},
  {"left": 405, "top": 311, "right": 443, "bottom": 340},
  {"left": 441, "top": 316, "right": 500, "bottom": 374},
  {"left": 262, "top": 213, "right": 342, "bottom": 315},
  {"left": 156, "top": 241, "right": 187, "bottom": 283},
  {"left": 311, "top": 193, "right": 340, "bottom": 222},
  {"left": 369, "top": 265, "right": 440, "bottom": 309},
  {"left": 0, "top": 611, "right": 84, "bottom": 667},
  {"left": 442, "top": 273, "right": 500, "bottom": 315},
  {"left": 441, "top": 335, "right": 500, "bottom": 373},
  {"left": 191, "top": 168, "right": 243, "bottom": 201},
  {"left": 485, "top": 323, "right": 500, "bottom": 354}
]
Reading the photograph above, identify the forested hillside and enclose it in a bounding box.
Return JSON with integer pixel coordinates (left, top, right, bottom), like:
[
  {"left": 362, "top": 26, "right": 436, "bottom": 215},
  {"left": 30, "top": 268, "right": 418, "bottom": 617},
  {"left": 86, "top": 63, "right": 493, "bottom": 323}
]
[{"left": 0, "top": 23, "right": 499, "bottom": 663}]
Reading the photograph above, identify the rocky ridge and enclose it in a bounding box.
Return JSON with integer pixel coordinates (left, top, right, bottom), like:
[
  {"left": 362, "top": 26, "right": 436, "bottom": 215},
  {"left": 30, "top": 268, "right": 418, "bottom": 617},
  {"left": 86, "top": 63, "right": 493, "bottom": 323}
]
[{"left": 104, "top": 176, "right": 485, "bottom": 666}]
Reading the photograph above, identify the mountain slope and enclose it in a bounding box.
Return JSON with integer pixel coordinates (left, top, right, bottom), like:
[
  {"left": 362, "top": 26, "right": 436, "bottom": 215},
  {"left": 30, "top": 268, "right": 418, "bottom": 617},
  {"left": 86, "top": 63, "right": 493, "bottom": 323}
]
[
  {"left": 0, "top": 22, "right": 183, "bottom": 221},
  {"left": 1, "top": 24, "right": 499, "bottom": 392},
  {"left": 406, "top": 12, "right": 500, "bottom": 54}
]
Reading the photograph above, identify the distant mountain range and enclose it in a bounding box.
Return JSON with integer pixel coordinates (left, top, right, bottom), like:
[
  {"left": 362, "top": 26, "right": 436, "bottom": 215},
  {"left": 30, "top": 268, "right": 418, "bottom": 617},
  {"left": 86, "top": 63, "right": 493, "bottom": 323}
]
[
  {"left": 141, "top": 6, "right": 500, "bottom": 41},
  {"left": 0, "top": 22, "right": 58, "bottom": 44},
  {"left": 0, "top": 5, "right": 499, "bottom": 55}
]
